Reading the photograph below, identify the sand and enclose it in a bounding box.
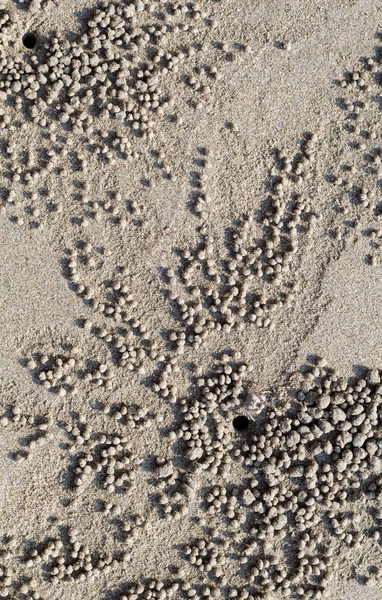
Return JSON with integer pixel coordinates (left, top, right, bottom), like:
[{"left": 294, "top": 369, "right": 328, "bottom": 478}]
[{"left": 0, "top": 0, "right": 381, "bottom": 599}]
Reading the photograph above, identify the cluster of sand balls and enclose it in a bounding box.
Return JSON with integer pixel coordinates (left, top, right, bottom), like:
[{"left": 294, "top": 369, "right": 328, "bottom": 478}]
[
  {"left": 330, "top": 38, "right": 382, "bottom": 262},
  {"left": 0, "top": 536, "right": 45, "bottom": 600},
  {"left": 151, "top": 356, "right": 179, "bottom": 400},
  {"left": 100, "top": 500, "right": 123, "bottom": 518},
  {"left": 64, "top": 417, "right": 136, "bottom": 494},
  {"left": 0, "top": 0, "right": 243, "bottom": 235},
  {"left": 0, "top": 405, "right": 53, "bottom": 462},
  {"left": 203, "top": 485, "right": 247, "bottom": 531},
  {"left": 166, "top": 359, "right": 250, "bottom": 475},
  {"left": 182, "top": 538, "right": 227, "bottom": 579},
  {"left": 26, "top": 351, "right": 79, "bottom": 396},
  {"left": 0, "top": 10, "right": 15, "bottom": 42},
  {"left": 62, "top": 246, "right": 154, "bottom": 377},
  {"left": 2, "top": 356, "right": 381, "bottom": 598},
  {"left": 189, "top": 146, "right": 212, "bottom": 219},
  {"left": 173, "top": 356, "right": 380, "bottom": 599},
  {"left": 0, "top": 132, "right": 77, "bottom": 229},
  {"left": 95, "top": 322, "right": 164, "bottom": 366},
  {"left": 163, "top": 139, "right": 318, "bottom": 348},
  {"left": 115, "top": 578, "right": 253, "bottom": 600},
  {"left": 0, "top": 0, "right": 223, "bottom": 161},
  {"left": 0, "top": 575, "right": 43, "bottom": 600},
  {"left": 63, "top": 246, "right": 141, "bottom": 322},
  {"left": 261, "top": 136, "right": 319, "bottom": 284},
  {"left": 73, "top": 190, "right": 135, "bottom": 230},
  {"left": 120, "top": 513, "right": 148, "bottom": 543},
  {"left": 115, "top": 577, "right": 256, "bottom": 600},
  {"left": 81, "top": 354, "right": 117, "bottom": 389},
  {"left": 124, "top": 353, "right": 381, "bottom": 598},
  {"left": 153, "top": 459, "right": 194, "bottom": 520},
  {"left": 116, "top": 579, "right": 182, "bottom": 600},
  {"left": 102, "top": 401, "right": 156, "bottom": 430},
  {"left": 95, "top": 326, "right": 148, "bottom": 374},
  {"left": 24, "top": 526, "right": 130, "bottom": 584}
]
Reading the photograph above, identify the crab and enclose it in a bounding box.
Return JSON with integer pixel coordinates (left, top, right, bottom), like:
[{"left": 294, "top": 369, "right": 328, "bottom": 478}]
[{"left": 241, "top": 385, "right": 271, "bottom": 420}]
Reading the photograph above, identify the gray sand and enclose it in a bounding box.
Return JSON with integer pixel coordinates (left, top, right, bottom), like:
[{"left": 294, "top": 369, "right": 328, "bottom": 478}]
[{"left": 0, "top": 1, "right": 381, "bottom": 599}]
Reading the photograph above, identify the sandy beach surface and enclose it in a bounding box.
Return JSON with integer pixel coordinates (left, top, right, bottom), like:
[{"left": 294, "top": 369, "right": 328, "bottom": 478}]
[{"left": 0, "top": 1, "right": 381, "bottom": 599}]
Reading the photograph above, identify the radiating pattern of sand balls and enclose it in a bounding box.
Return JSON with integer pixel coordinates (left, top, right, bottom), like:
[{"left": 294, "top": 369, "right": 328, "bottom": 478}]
[{"left": 0, "top": 3, "right": 381, "bottom": 600}]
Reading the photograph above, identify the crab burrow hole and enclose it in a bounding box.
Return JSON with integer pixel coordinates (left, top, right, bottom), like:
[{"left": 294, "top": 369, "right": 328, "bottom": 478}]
[
  {"left": 232, "top": 415, "right": 249, "bottom": 432},
  {"left": 22, "top": 33, "right": 37, "bottom": 49}
]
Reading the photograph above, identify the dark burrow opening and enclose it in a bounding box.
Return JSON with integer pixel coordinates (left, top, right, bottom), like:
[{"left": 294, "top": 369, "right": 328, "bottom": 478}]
[
  {"left": 232, "top": 415, "right": 249, "bottom": 432},
  {"left": 22, "top": 33, "right": 37, "bottom": 49}
]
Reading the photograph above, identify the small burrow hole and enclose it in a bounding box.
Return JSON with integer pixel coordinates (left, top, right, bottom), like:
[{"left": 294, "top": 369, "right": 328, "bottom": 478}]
[
  {"left": 22, "top": 33, "right": 37, "bottom": 49},
  {"left": 232, "top": 415, "right": 249, "bottom": 432}
]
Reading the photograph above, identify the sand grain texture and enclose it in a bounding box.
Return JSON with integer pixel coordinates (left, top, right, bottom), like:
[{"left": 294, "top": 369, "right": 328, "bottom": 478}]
[{"left": 0, "top": 1, "right": 381, "bottom": 599}]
